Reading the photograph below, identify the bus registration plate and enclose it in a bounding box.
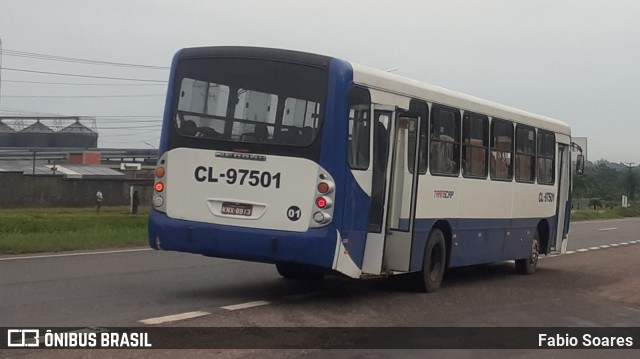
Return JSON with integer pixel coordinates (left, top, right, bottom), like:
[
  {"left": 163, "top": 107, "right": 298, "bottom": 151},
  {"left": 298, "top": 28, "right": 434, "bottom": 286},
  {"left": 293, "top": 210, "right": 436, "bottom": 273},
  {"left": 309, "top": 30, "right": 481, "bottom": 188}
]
[{"left": 221, "top": 202, "right": 253, "bottom": 217}]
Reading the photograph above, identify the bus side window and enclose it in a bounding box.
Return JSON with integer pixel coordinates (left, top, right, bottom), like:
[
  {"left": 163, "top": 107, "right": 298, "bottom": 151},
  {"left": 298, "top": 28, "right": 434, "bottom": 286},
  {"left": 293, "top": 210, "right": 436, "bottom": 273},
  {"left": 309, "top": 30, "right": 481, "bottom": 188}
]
[
  {"left": 348, "top": 87, "right": 371, "bottom": 170},
  {"left": 537, "top": 130, "right": 556, "bottom": 184},
  {"left": 490, "top": 119, "right": 514, "bottom": 181},
  {"left": 515, "top": 125, "right": 536, "bottom": 183},
  {"left": 408, "top": 99, "right": 429, "bottom": 174},
  {"left": 430, "top": 106, "right": 461, "bottom": 176},
  {"left": 462, "top": 113, "right": 489, "bottom": 178}
]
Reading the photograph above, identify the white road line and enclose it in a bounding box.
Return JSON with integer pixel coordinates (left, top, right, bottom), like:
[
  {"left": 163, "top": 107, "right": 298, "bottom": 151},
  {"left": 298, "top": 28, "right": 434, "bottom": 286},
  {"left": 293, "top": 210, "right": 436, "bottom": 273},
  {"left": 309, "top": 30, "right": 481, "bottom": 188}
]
[
  {"left": 0, "top": 248, "right": 153, "bottom": 261},
  {"left": 598, "top": 227, "right": 618, "bottom": 231},
  {"left": 630, "top": 240, "right": 639, "bottom": 244},
  {"left": 577, "top": 248, "right": 589, "bottom": 252},
  {"left": 565, "top": 251, "right": 576, "bottom": 254},
  {"left": 221, "top": 300, "right": 270, "bottom": 311},
  {"left": 600, "top": 245, "right": 611, "bottom": 249},
  {"left": 610, "top": 243, "right": 620, "bottom": 247},
  {"left": 620, "top": 242, "right": 630, "bottom": 245},
  {"left": 139, "top": 311, "right": 210, "bottom": 325},
  {"left": 588, "top": 247, "right": 601, "bottom": 250}
]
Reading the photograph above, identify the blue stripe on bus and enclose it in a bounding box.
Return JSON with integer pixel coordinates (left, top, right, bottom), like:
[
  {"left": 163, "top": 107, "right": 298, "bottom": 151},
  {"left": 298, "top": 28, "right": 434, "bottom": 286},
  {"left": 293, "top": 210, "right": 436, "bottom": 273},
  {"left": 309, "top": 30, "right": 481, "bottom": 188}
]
[
  {"left": 148, "top": 210, "right": 338, "bottom": 268},
  {"left": 318, "top": 59, "right": 371, "bottom": 269},
  {"left": 563, "top": 200, "right": 571, "bottom": 238},
  {"left": 158, "top": 50, "right": 182, "bottom": 155},
  {"left": 408, "top": 216, "right": 558, "bottom": 272}
]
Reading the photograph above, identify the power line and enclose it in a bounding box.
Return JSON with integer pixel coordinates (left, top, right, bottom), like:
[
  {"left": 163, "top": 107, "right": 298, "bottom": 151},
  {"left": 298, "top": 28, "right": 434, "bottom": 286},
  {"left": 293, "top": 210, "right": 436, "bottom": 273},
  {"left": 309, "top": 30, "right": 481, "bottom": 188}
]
[
  {"left": 99, "top": 125, "right": 161, "bottom": 130},
  {"left": 2, "top": 67, "right": 167, "bottom": 82},
  {"left": 93, "top": 115, "right": 161, "bottom": 118},
  {"left": 0, "top": 49, "right": 169, "bottom": 70},
  {"left": 96, "top": 119, "right": 162, "bottom": 123},
  {"left": 4, "top": 94, "right": 165, "bottom": 98},
  {"left": 0, "top": 107, "right": 163, "bottom": 118},
  {"left": 101, "top": 129, "right": 161, "bottom": 135},
  {"left": 2, "top": 79, "right": 167, "bottom": 86}
]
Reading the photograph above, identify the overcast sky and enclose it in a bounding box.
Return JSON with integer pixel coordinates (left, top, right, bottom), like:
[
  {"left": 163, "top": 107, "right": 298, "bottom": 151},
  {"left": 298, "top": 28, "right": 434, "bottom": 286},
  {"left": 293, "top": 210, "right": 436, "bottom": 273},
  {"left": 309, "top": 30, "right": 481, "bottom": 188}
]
[{"left": 0, "top": 0, "right": 639, "bottom": 162}]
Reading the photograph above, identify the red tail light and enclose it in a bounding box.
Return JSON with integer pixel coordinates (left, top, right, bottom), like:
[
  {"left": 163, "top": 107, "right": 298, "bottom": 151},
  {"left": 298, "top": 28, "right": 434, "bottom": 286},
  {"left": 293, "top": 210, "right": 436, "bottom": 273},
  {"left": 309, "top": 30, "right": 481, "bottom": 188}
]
[{"left": 316, "top": 197, "right": 327, "bottom": 209}]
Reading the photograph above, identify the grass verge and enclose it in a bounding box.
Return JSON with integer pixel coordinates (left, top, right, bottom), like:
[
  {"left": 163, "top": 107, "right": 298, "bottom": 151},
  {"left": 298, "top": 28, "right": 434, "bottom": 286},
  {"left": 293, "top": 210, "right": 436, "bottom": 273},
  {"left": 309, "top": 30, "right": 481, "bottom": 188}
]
[
  {"left": 2, "top": 205, "right": 640, "bottom": 255},
  {"left": 0, "top": 207, "right": 148, "bottom": 254},
  {"left": 571, "top": 206, "right": 640, "bottom": 221}
]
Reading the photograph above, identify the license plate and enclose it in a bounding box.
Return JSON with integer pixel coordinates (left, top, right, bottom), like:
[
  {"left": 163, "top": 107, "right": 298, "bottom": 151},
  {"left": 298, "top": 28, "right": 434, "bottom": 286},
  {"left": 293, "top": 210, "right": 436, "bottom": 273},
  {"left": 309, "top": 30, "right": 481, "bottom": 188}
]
[{"left": 220, "top": 202, "right": 253, "bottom": 217}]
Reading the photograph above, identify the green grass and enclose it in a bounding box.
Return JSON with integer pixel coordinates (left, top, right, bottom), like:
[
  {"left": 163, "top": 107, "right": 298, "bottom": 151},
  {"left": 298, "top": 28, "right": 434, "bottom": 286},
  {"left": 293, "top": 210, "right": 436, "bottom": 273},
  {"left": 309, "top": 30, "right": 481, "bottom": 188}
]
[
  {"left": 0, "top": 207, "right": 149, "bottom": 254},
  {"left": 571, "top": 206, "right": 640, "bottom": 221},
  {"left": 2, "top": 204, "right": 639, "bottom": 255}
]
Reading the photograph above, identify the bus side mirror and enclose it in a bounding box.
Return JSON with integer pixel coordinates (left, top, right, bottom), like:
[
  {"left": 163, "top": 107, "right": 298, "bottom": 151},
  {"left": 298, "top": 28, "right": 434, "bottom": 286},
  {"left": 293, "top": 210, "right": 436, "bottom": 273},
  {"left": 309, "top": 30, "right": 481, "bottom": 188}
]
[{"left": 576, "top": 154, "right": 585, "bottom": 175}]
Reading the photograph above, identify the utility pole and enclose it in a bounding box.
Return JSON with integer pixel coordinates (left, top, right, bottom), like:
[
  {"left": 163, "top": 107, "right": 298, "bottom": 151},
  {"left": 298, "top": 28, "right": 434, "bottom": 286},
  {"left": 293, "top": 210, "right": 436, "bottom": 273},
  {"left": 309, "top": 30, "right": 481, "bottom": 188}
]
[
  {"left": 623, "top": 162, "right": 636, "bottom": 201},
  {"left": 0, "top": 36, "right": 3, "bottom": 108}
]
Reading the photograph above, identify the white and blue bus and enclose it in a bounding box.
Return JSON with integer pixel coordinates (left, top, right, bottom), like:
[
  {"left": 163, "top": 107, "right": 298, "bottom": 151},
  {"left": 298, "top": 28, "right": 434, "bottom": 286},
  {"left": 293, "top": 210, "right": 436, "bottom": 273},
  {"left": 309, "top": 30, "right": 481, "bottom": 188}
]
[{"left": 149, "top": 46, "right": 582, "bottom": 292}]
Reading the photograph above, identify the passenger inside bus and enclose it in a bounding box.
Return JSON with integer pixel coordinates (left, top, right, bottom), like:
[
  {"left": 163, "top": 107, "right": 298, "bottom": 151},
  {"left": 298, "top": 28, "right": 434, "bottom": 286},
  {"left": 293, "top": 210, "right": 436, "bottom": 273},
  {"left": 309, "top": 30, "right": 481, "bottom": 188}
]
[
  {"left": 274, "top": 127, "right": 301, "bottom": 145},
  {"left": 254, "top": 123, "right": 269, "bottom": 143},
  {"left": 462, "top": 139, "right": 487, "bottom": 177},
  {"left": 491, "top": 136, "right": 512, "bottom": 178},
  {"left": 300, "top": 126, "right": 313, "bottom": 145},
  {"left": 431, "top": 134, "right": 456, "bottom": 174},
  {"left": 240, "top": 123, "right": 270, "bottom": 143},
  {"left": 180, "top": 119, "right": 198, "bottom": 136}
]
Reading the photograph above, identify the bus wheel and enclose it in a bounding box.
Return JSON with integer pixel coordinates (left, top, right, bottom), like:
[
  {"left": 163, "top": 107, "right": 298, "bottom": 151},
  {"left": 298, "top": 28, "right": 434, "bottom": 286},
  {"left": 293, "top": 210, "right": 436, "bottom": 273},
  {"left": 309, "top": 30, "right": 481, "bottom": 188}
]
[
  {"left": 276, "top": 263, "right": 324, "bottom": 281},
  {"left": 515, "top": 233, "right": 540, "bottom": 275},
  {"left": 421, "top": 229, "right": 446, "bottom": 293}
]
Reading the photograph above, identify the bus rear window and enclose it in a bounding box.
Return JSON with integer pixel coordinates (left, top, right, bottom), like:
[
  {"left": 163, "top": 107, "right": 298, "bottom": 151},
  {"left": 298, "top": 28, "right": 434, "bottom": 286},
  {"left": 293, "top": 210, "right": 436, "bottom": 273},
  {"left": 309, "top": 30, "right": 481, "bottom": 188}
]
[{"left": 172, "top": 58, "right": 326, "bottom": 148}]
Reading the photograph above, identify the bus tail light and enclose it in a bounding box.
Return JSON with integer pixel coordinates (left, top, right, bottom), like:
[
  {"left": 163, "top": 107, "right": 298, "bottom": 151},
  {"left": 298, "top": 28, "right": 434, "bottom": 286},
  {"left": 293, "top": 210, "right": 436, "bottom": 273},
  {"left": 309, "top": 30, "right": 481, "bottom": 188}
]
[
  {"left": 152, "top": 156, "right": 168, "bottom": 213},
  {"left": 315, "top": 196, "right": 332, "bottom": 209},
  {"left": 154, "top": 182, "right": 165, "bottom": 192},
  {"left": 153, "top": 195, "right": 164, "bottom": 207},
  {"left": 317, "top": 182, "right": 333, "bottom": 194},
  {"left": 313, "top": 211, "right": 332, "bottom": 224},
  {"left": 311, "top": 169, "right": 335, "bottom": 227}
]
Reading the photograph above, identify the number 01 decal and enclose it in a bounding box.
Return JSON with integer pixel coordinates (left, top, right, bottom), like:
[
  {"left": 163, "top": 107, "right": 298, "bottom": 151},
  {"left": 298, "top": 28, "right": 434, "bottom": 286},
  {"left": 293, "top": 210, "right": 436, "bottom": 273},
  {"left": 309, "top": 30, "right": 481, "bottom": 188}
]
[{"left": 287, "top": 206, "right": 301, "bottom": 221}]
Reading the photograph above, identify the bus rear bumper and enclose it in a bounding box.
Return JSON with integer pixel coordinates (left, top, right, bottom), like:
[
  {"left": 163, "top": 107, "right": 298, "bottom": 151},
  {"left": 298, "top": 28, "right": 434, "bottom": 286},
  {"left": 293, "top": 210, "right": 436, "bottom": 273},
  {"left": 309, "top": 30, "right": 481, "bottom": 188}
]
[{"left": 148, "top": 210, "right": 338, "bottom": 269}]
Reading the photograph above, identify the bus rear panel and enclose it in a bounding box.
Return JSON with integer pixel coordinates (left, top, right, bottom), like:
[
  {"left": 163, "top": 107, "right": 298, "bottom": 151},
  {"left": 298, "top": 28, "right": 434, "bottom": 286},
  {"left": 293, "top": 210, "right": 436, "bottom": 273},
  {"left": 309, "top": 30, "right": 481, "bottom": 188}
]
[{"left": 148, "top": 47, "right": 358, "bottom": 273}]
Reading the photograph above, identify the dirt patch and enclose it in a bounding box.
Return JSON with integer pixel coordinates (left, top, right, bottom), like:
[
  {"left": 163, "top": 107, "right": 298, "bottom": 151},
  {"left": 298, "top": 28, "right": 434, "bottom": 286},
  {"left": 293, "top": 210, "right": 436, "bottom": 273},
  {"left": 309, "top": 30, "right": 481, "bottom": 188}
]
[{"left": 595, "top": 276, "right": 640, "bottom": 307}]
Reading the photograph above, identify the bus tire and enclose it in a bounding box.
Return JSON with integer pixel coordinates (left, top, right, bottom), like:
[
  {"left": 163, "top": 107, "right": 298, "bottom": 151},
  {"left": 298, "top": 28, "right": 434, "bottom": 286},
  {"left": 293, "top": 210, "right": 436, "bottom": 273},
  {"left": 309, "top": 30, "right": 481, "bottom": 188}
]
[
  {"left": 421, "top": 228, "right": 446, "bottom": 293},
  {"left": 515, "top": 232, "right": 540, "bottom": 275},
  {"left": 276, "top": 263, "right": 324, "bottom": 281}
]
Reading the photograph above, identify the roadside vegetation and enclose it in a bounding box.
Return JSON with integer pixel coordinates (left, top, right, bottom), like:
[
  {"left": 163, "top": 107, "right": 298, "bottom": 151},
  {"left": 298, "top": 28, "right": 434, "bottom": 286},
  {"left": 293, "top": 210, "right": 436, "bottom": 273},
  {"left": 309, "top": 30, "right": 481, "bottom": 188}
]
[
  {"left": 571, "top": 206, "right": 640, "bottom": 221},
  {"left": 0, "top": 207, "right": 148, "bottom": 254},
  {"left": 1, "top": 201, "right": 639, "bottom": 255},
  {"left": 571, "top": 159, "right": 640, "bottom": 221}
]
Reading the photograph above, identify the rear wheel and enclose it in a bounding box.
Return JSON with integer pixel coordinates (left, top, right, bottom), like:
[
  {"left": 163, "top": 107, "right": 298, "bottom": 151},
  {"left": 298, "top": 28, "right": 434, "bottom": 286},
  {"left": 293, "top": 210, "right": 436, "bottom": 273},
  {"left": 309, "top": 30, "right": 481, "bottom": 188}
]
[
  {"left": 275, "top": 263, "right": 324, "bottom": 280},
  {"left": 421, "top": 228, "right": 447, "bottom": 293},
  {"left": 515, "top": 231, "right": 540, "bottom": 275}
]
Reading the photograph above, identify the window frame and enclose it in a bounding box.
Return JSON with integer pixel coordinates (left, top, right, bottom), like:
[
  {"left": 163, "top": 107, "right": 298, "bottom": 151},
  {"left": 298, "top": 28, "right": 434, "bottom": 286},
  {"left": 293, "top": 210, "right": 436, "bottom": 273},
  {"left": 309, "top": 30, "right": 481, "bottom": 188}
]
[
  {"left": 429, "top": 104, "right": 461, "bottom": 177},
  {"left": 490, "top": 118, "right": 514, "bottom": 182},
  {"left": 461, "top": 112, "right": 489, "bottom": 179},
  {"left": 347, "top": 86, "right": 371, "bottom": 170},
  {"left": 514, "top": 124, "right": 537, "bottom": 183},
  {"left": 537, "top": 129, "right": 556, "bottom": 185},
  {"left": 407, "top": 99, "right": 429, "bottom": 175}
]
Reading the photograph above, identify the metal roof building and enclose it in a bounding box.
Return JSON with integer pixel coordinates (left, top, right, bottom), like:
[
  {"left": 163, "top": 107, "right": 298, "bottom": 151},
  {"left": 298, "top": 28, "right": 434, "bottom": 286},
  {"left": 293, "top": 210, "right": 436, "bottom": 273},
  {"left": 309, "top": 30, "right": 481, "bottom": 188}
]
[{"left": 0, "top": 161, "right": 125, "bottom": 178}]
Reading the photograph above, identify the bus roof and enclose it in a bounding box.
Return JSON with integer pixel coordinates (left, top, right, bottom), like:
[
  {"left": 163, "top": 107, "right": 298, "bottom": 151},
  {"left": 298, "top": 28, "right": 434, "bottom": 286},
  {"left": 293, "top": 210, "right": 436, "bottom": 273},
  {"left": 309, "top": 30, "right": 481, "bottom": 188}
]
[{"left": 350, "top": 62, "right": 571, "bottom": 136}]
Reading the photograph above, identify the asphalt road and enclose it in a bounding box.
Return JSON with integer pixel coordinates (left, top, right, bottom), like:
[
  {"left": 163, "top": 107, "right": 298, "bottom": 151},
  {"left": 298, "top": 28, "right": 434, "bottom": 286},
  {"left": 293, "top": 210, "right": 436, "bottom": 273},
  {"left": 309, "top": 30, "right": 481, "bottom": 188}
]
[
  {"left": 1, "top": 218, "right": 640, "bottom": 358},
  {"left": 568, "top": 217, "right": 640, "bottom": 250}
]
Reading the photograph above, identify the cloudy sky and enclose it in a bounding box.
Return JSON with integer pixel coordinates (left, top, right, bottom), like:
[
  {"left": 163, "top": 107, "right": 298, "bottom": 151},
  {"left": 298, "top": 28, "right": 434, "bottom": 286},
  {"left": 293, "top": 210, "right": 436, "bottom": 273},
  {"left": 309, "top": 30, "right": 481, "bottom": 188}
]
[{"left": 0, "top": 0, "right": 639, "bottom": 162}]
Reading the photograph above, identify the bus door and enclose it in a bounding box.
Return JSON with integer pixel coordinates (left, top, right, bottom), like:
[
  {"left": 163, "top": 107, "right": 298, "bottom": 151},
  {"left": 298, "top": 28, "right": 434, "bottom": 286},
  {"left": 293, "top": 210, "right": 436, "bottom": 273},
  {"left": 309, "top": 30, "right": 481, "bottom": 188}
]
[
  {"left": 361, "top": 107, "right": 393, "bottom": 274},
  {"left": 552, "top": 144, "right": 571, "bottom": 253},
  {"left": 383, "top": 111, "right": 421, "bottom": 272}
]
